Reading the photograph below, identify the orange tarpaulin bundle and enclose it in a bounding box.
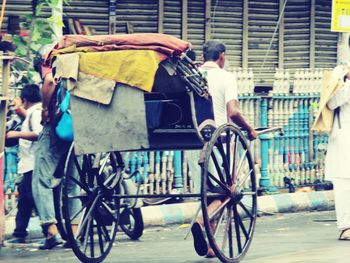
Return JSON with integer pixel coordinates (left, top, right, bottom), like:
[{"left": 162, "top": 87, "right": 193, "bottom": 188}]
[{"left": 48, "top": 33, "right": 190, "bottom": 62}]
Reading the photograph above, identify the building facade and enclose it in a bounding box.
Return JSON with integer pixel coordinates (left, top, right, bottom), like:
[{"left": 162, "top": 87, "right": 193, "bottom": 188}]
[{"left": 0, "top": 0, "right": 338, "bottom": 84}]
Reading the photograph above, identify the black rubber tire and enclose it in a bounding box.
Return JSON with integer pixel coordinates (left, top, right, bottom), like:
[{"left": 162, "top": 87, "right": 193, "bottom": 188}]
[
  {"left": 62, "top": 146, "right": 123, "bottom": 263},
  {"left": 120, "top": 207, "right": 144, "bottom": 240},
  {"left": 201, "top": 124, "right": 257, "bottom": 263}
]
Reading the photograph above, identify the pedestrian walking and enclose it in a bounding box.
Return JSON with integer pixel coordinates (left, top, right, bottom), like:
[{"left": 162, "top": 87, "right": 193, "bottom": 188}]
[
  {"left": 4, "top": 84, "right": 42, "bottom": 245},
  {"left": 189, "top": 40, "right": 257, "bottom": 257},
  {"left": 324, "top": 65, "right": 350, "bottom": 241},
  {"left": 31, "top": 48, "right": 80, "bottom": 249}
]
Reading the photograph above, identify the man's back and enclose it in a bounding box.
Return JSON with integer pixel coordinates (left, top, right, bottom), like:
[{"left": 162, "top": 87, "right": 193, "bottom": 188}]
[{"left": 200, "top": 61, "right": 238, "bottom": 127}]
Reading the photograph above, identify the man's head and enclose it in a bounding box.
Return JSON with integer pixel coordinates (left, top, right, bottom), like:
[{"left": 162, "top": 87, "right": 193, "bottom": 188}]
[
  {"left": 203, "top": 40, "right": 226, "bottom": 68},
  {"left": 33, "top": 44, "right": 54, "bottom": 77},
  {"left": 20, "top": 84, "right": 41, "bottom": 109}
]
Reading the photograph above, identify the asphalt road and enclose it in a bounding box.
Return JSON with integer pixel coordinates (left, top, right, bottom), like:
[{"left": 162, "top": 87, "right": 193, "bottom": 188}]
[{"left": 1, "top": 210, "right": 349, "bottom": 263}]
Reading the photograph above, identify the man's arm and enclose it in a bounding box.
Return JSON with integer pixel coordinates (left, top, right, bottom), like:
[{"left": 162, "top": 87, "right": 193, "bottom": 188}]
[
  {"left": 41, "top": 72, "right": 55, "bottom": 122},
  {"left": 227, "top": 99, "right": 257, "bottom": 140},
  {"left": 6, "top": 131, "right": 39, "bottom": 141}
]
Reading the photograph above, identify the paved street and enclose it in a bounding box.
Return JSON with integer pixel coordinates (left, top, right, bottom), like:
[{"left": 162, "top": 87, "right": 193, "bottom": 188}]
[{"left": 1, "top": 210, "right": 349, "bottom": 263}]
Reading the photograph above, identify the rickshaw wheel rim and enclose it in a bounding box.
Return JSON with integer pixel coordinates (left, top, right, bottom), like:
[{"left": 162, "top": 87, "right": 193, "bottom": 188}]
[{"left": 200, "top": 124, "right": 257, "bottom": 263}]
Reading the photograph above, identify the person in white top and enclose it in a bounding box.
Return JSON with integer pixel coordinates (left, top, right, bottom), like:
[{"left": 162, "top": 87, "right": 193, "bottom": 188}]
[
  {"left": 200, "top": 41, "right": 257, "bottom": 137},
  {"left": 5, "top": 84, "right": 43, "bottom": 245},
  {"left": 190, "top": 40, "right": 257, "bottom": 258},
  {"left": 325, "top": 69, "right": 350, "bottom": 240}
]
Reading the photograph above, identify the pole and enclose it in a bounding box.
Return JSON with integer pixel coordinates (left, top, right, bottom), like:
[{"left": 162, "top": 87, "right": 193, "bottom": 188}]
[
  {"left": 0, "top": 0, "right": 7, "bottom": 31},
  {"left": 173, "top": 151, "right": 183, "bottom": 191},
  {"left": 259, "top": 97, "right": 277, "bottom": 193},
  {"left": 0, "top": 56, "right": 11, "bottom": 246}
]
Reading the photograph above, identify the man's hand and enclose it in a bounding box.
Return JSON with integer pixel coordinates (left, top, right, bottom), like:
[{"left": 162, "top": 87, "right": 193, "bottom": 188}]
[
  {"left": 247, "top": 128, "right": 258, "bottom": 141},
  {"left": 10, "top": 97, "right": 22, "bottom": 108},
  {"left": 6, "top": 131, "right": 19, "bottom": 139},
  {"left": 42, "top": 109, "right": 50, "bottom": 123}
]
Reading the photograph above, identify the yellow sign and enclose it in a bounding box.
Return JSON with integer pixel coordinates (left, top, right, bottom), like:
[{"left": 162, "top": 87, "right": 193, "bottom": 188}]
[{"left": 332, "top": 0, "right": 350, "bottom": 32}]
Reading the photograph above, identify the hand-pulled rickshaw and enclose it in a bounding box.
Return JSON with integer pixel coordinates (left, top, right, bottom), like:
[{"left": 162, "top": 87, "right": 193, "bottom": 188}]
[{"left": 48, "top": 33, "right": 281, "bottom": 263}]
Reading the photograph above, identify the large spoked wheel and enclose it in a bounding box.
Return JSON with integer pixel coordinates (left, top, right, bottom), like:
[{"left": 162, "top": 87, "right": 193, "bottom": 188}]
[
  {"left": 62, "top": 145, "right": 124, "bottom": 263},
  {"left": 201, "top": 124, "right": 257, "bottom": 263}
]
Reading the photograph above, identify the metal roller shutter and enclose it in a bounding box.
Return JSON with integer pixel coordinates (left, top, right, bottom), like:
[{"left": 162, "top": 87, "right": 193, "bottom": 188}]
[
  {"left": 283, "top": 0, "right": 310, "bottom": 69},
  {"left": 248, "top": 0, "right": 279, "bottom": 85},
  {"left": 315, "top": 0, "right": 337, "bottom": 68},
  {"left": 211, "top": 0, "right": 243, "bottom": 68},
  {"left": 163, "top": 0, "right": 182, "bottom": 39},
  {"left": 187, "top": 0, "right": 205, "bottom": 55},
  {"left": 115, "top": 0, "right": 158, "bottom": 34},
  {"left": 1, "top": 0, "right": 34, "bottom": 32},
  {"left": 63, "top": 0, "right": 109, "bottom": 35}
]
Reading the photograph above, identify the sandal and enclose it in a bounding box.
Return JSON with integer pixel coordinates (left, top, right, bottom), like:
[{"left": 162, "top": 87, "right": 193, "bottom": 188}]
[
  {"left": 191, "top": 222, "right": 208, "bottom": 256},
  {"left": 39, "top": 235, "right": 63, "bottom": 250},
  {"left": 339, "top": 229, "right": 350, "bottom": 241}
]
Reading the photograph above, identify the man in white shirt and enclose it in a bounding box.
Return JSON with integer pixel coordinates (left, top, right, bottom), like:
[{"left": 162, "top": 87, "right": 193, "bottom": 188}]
[
  {"left": 200, "top": 41, "right": 257, "bottom": 136},
  {"left": 325, "top": 68, "right": 350, "bottom": 240},
  {"left": 190, "top": 40, "right": 257, "bottom": 258},
  {"left": 5, "top": 84, "right": 43, "bottom": 245}
]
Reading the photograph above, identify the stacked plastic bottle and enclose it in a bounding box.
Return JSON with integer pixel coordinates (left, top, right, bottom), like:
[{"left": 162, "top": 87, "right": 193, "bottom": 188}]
[
  {"left": 272, "top": 68, "right": 291, "bottom": 95},
  {"left": 232, "top": 68, "right": 255, "bottom": 95},
  {"left": 292, "top": 69, "right": 325, "bottom": 95}
]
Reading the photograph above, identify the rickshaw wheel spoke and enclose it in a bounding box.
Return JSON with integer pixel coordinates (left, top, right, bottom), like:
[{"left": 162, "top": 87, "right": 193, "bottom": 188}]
[
  {"left": 216, "top": 139, "right": 232, "bottom": 186},
  {"left": 201, "top": 124, "right": 257, "bottom": 263},
  {"left": 211, "top": 151, "right": 227, "bottom": 184},
  {"left": 207, "top": 172, "right": 231, "bottom": 194},
  {"left": 89, "top": 218, "right": 95, "bottom": 258},
  {"left": 96, "top": 219, "right": 105, "bottom": 254},
  {"left": 62, "top": 147, "right": 121, "bottom": 263},
  {"left": 228, "top": 208, "right": 234, "bottom": 258},
  {"left": 238, "top": 201, "right": 254, "bottom": 220},
  {"left": 208, "top": 197, "right": 231, "bottom": 221},
  {"left": 232, "top": 135, "right": 239, "bottom": 184},
  {"left": 95, "top": 211, "right": 111, "bottom": 242},
  {"left": 225, "top": 130, "right": 232, "bottom": 176},
  {"left": 233, "top": 205, "right": 243, "bottom": 253},
  {"left": 234, "top": 205, "right": 249, "bottom": 240},
  {"left": 69, "top": 200, "right": 90, "bottom": 223}
]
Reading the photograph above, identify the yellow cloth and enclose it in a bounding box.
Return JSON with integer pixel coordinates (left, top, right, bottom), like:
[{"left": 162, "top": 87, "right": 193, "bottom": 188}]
[
  {"left": 76, "top": 50, "right": 163, "bottom": 92},
  {"left": 312, "top": 66, "right": 349, "bottom": 133}
]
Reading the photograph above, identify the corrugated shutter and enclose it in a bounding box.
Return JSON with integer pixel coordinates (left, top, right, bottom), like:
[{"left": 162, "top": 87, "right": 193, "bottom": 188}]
[
  {"left": 1, "top": 0, "right": 33, "bottom": 32},
  {"left": 211, "top": 0, "right": 243, "bottom": 68},
  {"left": 315, "top": 0, "right": 337, "bottom": 68},
  {"left": 1, "top": 0, "right": 109, "bottom": 35},
  {"left": 63, "top": 0, "right": 109, "bottom": 35},
  {"left": 187, "top": 0, "right": 205, "bottom": 54},
  {"left": 163, "top": 0, "right": 182, "bottom": 39},
  {"left": 248, "top": 0, "right": 279, "bottom": 85},
  {"left": 283, "top": 0, "right": 310, "bottom": 69},
  {"left": 115, "top": 0, "right": 158, "bottom": 34}
]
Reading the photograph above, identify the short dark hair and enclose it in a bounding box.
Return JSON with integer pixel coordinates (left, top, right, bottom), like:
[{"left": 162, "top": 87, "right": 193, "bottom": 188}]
[
  {"left": 203, "top": 40, "right": 226, "bottom": 62},
  {"left": 20, "top": 84, "right": 41, "bottom": 103}
]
